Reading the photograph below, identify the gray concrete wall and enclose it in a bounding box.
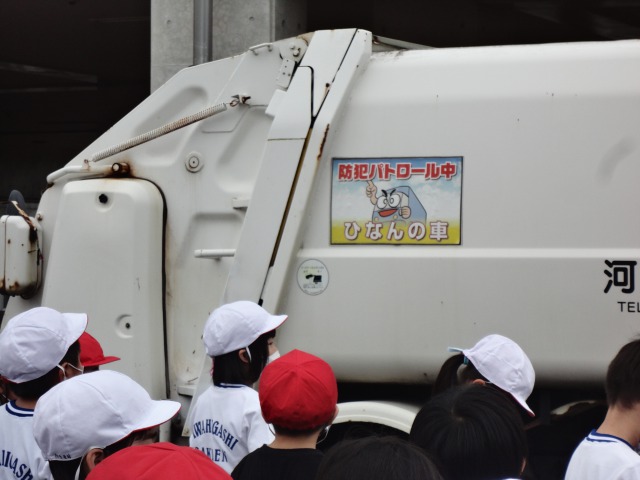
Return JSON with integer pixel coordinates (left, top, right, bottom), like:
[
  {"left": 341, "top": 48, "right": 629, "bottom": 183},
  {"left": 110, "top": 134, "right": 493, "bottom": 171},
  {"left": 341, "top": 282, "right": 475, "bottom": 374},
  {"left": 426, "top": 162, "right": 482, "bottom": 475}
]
[
  {"left": 151, "top": 0, "right": 306, "bottom": 91},
  {"left": 151, "top": 0, "right": 194, "bottom": 92}
]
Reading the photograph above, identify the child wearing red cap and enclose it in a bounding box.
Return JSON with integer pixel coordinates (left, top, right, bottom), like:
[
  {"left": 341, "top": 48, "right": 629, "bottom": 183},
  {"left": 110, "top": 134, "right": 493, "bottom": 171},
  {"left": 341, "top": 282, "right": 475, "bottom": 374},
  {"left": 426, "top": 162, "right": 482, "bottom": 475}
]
[
  {"left": 86, "top": 443, "right": 231, "bottom": 480},
  {"left": 79, "top": 332, "right": 120, "bottom": 373},
  {"left": 231, "top": 349, "right": 338, "bottom": 480},
  {"left": 186, "top": 301, "right": 288, "bottom": 473}
]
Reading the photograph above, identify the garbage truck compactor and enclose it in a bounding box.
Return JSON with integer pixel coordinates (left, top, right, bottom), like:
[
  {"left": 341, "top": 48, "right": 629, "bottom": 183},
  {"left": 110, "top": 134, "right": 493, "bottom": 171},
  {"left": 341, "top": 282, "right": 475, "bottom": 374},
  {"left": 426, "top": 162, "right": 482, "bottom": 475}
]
[{"left": 2, "top": 29, "right": 640, "bottom": 448}]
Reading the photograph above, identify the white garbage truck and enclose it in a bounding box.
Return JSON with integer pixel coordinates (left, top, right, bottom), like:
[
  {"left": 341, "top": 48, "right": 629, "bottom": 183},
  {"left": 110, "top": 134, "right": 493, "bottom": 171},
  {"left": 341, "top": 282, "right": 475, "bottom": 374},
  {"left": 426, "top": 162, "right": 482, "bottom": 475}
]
[{"left": 2, "top": 28, "right": 639, "bottom": 472}]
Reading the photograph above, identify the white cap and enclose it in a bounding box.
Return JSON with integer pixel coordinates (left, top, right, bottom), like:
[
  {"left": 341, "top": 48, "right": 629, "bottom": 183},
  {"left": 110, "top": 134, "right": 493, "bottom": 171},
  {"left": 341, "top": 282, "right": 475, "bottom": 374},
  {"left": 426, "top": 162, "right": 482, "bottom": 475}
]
[
  {"left": 203, "top": 301, "right": 287, "bottom": 357},
  {"left": 0, "top": 307, "right": 87, "bottom": 383},
  {"left": 33, "top": 370, "right": 181, "bottom": 461},
  {"left": 449, "top": 334, "right": 536, "bottom": 416}
]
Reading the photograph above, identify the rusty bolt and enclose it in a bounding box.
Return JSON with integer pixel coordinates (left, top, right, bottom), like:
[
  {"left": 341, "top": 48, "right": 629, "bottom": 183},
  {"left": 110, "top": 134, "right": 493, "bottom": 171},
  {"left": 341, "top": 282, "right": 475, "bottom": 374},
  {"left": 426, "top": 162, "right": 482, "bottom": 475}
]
[{"left": 111, "top": 163, "right": 130, "bottom": 175}]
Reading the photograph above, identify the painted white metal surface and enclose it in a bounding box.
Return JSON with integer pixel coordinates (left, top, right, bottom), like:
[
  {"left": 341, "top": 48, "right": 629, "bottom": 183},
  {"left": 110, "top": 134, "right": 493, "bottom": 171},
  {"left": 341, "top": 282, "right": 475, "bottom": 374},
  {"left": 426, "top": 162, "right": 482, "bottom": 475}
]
[
  {"left": 334, "top": 401, "right": 421, "bottom": 433},
  {"left": 3, "top": 31, "right": 640, "bottom": 425},
  {"left": 275, "top": 39, "right": 640, "bottom": 385},
  {"left": 298, "top": 29, "right": 361, "bottom": 117},
  {"left": 0, "top": 215, "right": 41, "bottom": 296},
  {"left": 35, "top": 179, "right": 166, "bottom": 399},
  {"left": 261, "top": 29, "right": 373, "bottom": 310},
  {"left": 186, "top": 29, "right": 369, "bottom": 421}
]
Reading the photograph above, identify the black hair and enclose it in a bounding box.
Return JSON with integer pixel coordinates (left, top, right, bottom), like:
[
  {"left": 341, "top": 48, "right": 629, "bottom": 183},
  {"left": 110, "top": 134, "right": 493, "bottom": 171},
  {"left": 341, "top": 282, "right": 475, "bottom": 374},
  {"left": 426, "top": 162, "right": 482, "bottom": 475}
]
[
  {"left": 49, "top": 458, "right": 82, "bottom": 480},
  {"left": 48, "top": 427, "right": 159, "bottom": 480},
  {"left": 432, "top": 353, "right": 488, "bottom": 396},
  {"left": 10, "top": 340, "right": 81, "bottom": 401},
  {"left": 212, "top": 331, "right": 270, "bottom": 386},
  {"left": 102, "top": 428, "right": 160, "bottom": 457},
  {"left": 0, "top": 378, "right": 10, "bottom": 404},
  {"left": 605, "top": 338, "right": 640, "bottom": 409},
  {"left": 410, "top": 384, "right": 527, "bottom": 480},
  {"left": 315, "top": 436, "right": 444, "bottom": 480},
  {"left": 273, "top": 424, "right": 325, "bottom": 438}
]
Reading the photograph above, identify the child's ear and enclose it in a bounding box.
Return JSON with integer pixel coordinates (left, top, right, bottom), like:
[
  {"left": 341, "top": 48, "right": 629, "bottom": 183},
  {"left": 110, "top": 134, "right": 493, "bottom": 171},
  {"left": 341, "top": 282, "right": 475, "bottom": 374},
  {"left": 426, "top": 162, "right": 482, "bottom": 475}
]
[
  {"left": 329, "top": 406, "right": 339, "bottom": 424},
  {"left": 56, "top": 366, "right": 65, "bottom": 383},
  {"left": 239, "top": 349, "right": 250, "bottom": 364},
  {"left": 85, "top": 448, "right": 105, "bottom": 471}
]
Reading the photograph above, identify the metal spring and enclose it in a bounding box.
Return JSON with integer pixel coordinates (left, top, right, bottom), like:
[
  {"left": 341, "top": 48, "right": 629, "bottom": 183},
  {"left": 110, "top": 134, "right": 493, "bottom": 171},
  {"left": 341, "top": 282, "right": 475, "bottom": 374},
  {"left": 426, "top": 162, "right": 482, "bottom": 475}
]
[{"left": 89, "top": 102, "right": 228, "bottom": 163}]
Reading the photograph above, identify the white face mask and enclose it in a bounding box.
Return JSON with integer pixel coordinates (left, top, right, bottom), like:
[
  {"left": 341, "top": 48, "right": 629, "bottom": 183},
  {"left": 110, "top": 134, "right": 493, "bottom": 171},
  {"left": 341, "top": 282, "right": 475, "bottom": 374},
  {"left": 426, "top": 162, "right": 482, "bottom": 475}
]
[{"left": 267, "top": 350, "right": 280, "bottom": 364}]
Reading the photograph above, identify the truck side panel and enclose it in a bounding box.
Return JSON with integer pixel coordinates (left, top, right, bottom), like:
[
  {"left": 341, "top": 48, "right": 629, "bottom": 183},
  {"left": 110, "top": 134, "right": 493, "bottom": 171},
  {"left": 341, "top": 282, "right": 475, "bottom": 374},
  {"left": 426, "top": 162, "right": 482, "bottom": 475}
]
[{"left": 273, "top": 40, "right": 640, "bottom": 385}]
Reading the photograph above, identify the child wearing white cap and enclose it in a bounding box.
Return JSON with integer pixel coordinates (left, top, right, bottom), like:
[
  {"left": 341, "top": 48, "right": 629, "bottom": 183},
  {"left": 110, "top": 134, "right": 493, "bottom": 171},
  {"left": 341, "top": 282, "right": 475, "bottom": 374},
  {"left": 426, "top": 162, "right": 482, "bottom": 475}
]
[
  {"left": 32, "top": 370, "right": 181, "bottom": 480},
  {"left": 186, "top": 301, "right": 288, "bottom": 473},
  {"left": 0, "top": 306, "right": 87, "bottom": 480},
  {"left": 433, "top": 334, "right": 536, "bottom": 417}
]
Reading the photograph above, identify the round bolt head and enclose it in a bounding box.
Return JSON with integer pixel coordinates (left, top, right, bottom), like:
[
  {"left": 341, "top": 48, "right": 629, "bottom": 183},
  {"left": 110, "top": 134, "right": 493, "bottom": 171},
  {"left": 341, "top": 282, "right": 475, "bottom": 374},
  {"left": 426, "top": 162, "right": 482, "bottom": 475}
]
[{"left": 185, "top": 152, "right": 204, "bottom": 173}]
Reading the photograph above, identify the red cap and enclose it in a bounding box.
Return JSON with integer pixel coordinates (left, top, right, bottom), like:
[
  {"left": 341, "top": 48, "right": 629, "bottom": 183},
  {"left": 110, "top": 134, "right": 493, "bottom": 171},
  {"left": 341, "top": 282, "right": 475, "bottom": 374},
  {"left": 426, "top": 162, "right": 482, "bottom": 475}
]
[
  {"left": 259, "top": 349, "right": 337, "bottom": 430},
  {"left": 79, "top": 332, "right": 120, "bottom": 367},
  {"left": 86, "top": 443, "right": 231, "bottom": 480}
]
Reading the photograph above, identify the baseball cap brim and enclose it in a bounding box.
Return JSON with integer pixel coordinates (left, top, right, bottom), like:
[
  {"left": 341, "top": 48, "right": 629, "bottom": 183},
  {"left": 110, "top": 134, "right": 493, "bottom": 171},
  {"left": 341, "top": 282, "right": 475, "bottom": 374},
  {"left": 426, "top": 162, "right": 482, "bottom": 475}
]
[
  {"left": 509, "top": 393, "right": 535, "bottom": 417},
  {"left": 260, "top": 314, "right": 288, "bottom": 336},
  {"left": 64, "top": 312, "right": 89, "bottom": 342},
  {"left": 82, "top": 355, "right": 121, "bottom": 367},
  {"left": 132, "top": 399, "right": 181, "bottom": 433}
]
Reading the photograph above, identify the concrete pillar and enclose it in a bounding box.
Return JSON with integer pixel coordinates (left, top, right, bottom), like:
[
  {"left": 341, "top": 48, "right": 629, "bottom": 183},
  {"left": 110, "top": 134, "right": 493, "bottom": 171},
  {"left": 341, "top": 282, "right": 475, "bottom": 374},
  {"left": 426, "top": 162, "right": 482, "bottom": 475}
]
[
  {"left": 151, "top": 0, "right": 194, "bottom": 92},
  {"left": 151, "top": 0, "right": 306, "bottom": 91},
  {"left": 209, "top": 0, "right": 306, "bottom": 60}
]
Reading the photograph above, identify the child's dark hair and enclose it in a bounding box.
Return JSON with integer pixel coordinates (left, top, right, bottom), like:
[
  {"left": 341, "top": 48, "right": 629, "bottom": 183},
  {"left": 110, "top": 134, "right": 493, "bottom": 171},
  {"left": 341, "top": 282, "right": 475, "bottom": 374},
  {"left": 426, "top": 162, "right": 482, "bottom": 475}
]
[
  {"left": 102, "top": 427, "right": 160, "bottom": 457},
  {"left": 273, "top": 425, "right": 325, "bottom": 437},
  {"left": 48, "top": 428, "right": 159, "bottom": 480},
  {"left": 213, "top": 331, "right": 271, "bottom": 386},
  {"left": 432, "top": 353, "right": 487, "bottom": 396},
  {"left": 49, "top": 458, "right": 83, "bottom": 480},
  {"left": 410, "top": 384, "right": 527, "bottom": 480},
  {"left": 605, "top": 338, "right": 640, "bottom": 409},
  {"left": 316, "top": 436, "right": 443, "bottom": 480},
  {"left": 10, "top": 340, "right": 81, "bottom": 401}
]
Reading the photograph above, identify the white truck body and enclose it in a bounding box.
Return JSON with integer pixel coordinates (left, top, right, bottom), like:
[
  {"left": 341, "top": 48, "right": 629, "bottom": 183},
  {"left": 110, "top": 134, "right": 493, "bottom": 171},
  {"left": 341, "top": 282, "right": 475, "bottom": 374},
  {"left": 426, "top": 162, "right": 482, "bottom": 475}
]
[{"left": 2, "top": 29, "right": 640, "bottom": 434}]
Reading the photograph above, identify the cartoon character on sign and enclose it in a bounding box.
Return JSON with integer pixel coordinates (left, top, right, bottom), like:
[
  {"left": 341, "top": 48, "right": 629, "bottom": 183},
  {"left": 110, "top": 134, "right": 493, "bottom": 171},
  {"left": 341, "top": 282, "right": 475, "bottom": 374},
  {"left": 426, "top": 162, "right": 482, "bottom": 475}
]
[{"left": 366, "top": 180, "right": 427, "bottom": 225}]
